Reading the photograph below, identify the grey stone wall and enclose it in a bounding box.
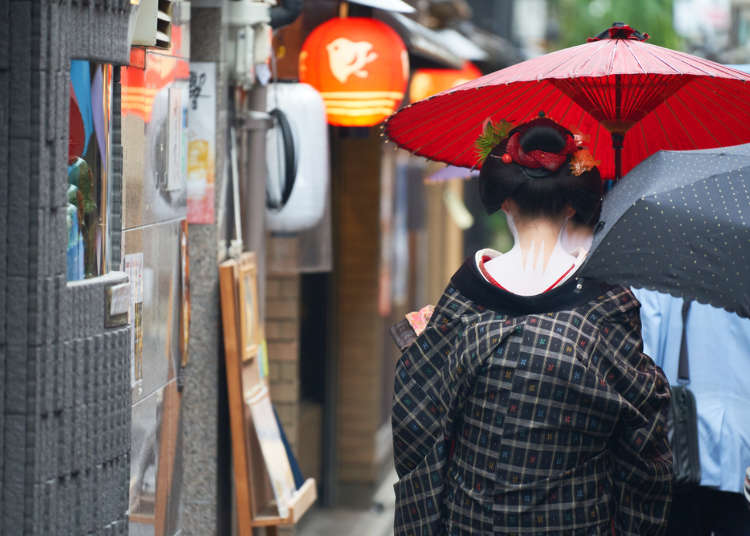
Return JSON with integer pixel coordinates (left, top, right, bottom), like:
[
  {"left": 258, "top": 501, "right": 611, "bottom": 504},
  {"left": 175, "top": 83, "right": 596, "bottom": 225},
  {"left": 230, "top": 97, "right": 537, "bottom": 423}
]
[
  {"left": 181, "top": 7, "right": 229, "bottom": 535},
  {"left": 1, "top": 1, "right": 133, "bottom": 534}
]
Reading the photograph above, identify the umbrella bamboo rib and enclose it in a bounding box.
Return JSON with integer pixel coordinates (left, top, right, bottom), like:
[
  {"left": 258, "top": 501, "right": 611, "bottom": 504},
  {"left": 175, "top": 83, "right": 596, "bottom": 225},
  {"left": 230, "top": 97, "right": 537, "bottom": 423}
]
[
  {"left": 663, "top": 100, "right": 698, "bottom": 148},
  {"left": 399, "top": 89, "right": 487, "bottom": 134},
  {"left": 565, "top": 40, "right": 610, "bottom": 78},
  {"left": 499, "top": 82, "right": 559, "bottom": 120},
  {"left": 650, "top": 108, "right": 675, "bottom": 149},
  {"left": 670, "top": 92, "right": 721, "bottom": 146},
  {"left": 659, "top": 45, "right": 714, "bottom": 75},
  {"left": 622, "top": 40, "right": 648, "bottom": 75},
  {"left": 606, "top": 41, "right": 618, "bottom": 76},
  {"left": 450, "top": 84, "right": 572, "bottom": 165},
  {"left": 591, "top": 112, "right": 602, "bottom": 158},
  {"left": 635, "top": 42, "right": 686, "bottom": 75},
  {"left": 423, "top": 82, "right": 557, "bottom": 163},
  {"left": 550, "top": 92, "right": 575, "bottom": 123},
  {"left": 389, "top": 85, "right": 500, "bottom": 144},
  {"left": 685, "top": 81, "right": 750, "bottom": 142},
  {"left": 400, "top": 78, "right": 532, "bottom": 142},
  {"left": 638, "top": 121, "right": 649, "bottom": 158},
  {"left": 409, "top": 85, "right": 534, "bottom": 154},
  {"left": 689, "top": 78, "right": 750, "bottom": 121},
  {"left": 531, "top": 46, "right": 583, "bottom": 78},
  {"left": 679, "top": 51, "right": 750, "bottom": 79},
  {"left": 627, "top": 75, "right": 674, "bottom": 120},
  {"left": 463, "top": 83, "right": 549, "bottom": 134}
]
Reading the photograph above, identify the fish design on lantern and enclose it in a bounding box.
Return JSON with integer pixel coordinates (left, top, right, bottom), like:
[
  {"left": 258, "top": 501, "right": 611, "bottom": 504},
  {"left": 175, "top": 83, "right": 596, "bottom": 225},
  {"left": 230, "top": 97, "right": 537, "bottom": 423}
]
[{"left": 326, "top": 38, "right": 378, "bottom": 83}]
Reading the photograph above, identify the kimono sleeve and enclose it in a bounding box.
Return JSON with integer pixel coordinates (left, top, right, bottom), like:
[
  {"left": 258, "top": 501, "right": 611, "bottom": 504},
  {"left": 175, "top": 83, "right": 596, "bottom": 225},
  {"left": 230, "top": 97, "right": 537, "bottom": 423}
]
[
  {"left": 391, "top": 315, "right": 466, "bottom": 478},
  {"left": 600, "top": 308, "right": 673, "bottom": 536}
]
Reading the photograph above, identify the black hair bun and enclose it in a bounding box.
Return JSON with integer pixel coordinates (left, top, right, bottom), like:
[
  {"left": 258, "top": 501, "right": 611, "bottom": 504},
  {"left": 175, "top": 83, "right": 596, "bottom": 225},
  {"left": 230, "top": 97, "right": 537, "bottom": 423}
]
[
  {"left": 519, "top": 125, "right": 568, "bottom": 154},
  {"left": 478, "top": 118, "right": 602, "bottom": 226}
]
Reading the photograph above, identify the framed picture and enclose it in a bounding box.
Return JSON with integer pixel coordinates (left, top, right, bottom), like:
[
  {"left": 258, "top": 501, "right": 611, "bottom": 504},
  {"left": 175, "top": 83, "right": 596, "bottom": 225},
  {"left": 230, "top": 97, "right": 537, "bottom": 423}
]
[
  {"left": 219, "top": 254, "right": 317, "bottom": 533},
  {"left": 237, "top": 253, "right": 260, "bottom": 362}
]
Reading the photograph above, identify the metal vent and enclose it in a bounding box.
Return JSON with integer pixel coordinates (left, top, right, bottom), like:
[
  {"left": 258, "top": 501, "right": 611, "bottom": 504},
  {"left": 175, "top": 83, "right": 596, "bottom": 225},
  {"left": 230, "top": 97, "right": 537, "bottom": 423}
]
[{"left": 155, "top": 0, "right": 173, "bottom": 48}]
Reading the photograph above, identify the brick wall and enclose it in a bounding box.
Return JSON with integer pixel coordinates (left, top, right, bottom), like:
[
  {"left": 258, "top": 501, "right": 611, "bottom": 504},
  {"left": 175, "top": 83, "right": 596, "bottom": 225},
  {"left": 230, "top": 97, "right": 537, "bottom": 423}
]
[
  {"left": 265, "top": 251, "right": 301, "bottom": 455},
  {"left": 265, "top": 237, "right": 302, "bottom": 536}
]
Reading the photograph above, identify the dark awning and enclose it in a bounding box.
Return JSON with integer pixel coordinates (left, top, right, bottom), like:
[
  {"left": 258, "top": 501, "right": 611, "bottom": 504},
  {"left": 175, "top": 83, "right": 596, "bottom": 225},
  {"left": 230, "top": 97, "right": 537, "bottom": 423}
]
[
  {"left": 376, "top": 11, "right": 465, "bottom": 69},
  {"left": 347, "top": 0, "right": 415, "bottom": 13}
]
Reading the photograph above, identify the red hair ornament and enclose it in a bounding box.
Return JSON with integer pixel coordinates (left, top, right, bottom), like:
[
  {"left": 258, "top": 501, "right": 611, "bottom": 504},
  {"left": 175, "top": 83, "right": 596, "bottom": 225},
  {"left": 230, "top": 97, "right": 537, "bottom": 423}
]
[
  {"left": 477, "top": 118, "right": 600, "bottom": 177},
  {"left": 504, "top": 131, "right": 577, "bottom": 171}
]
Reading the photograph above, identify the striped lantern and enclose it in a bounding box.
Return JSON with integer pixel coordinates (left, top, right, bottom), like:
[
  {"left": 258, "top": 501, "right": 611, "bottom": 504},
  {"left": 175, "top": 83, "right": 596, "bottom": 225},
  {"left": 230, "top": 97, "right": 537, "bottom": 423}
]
[
  {"left": 408, "top": 62, "right": 482, "bottom": 103},
  {"left": 299, "top": 17, "right": 408, "bottom": 127}
]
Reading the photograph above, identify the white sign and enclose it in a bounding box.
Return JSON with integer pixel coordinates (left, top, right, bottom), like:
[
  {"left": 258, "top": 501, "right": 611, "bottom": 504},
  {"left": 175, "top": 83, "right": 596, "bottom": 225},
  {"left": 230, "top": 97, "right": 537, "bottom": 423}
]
[
  {"left": 187, "top": 62, "right": 216, "bottom": 223},
  {"left": 167, "top": 84, "right": 189, "bottom": 192},
  {"left": 123, "top": 253, "right": 144, "bottom": 388}
]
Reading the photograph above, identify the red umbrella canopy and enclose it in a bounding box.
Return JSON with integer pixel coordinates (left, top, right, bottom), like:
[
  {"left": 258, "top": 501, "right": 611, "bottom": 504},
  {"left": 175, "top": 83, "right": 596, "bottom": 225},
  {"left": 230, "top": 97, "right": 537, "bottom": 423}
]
[{"left": 385, "top": 23, "right": 750, "bottom": 180}]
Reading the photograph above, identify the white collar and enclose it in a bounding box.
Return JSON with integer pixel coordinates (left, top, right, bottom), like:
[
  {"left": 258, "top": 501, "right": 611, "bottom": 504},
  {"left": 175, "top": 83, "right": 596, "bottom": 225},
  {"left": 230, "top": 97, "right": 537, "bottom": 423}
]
[{"left": 475, "top": 243, "right": 587, "bottom": 296}]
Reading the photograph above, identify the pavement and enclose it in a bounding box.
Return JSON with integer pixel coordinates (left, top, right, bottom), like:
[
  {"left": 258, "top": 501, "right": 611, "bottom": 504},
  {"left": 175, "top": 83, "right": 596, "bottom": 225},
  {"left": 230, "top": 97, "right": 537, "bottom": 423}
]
[{"left": 296, "top": 468, "right": 398, "bottom": 536}]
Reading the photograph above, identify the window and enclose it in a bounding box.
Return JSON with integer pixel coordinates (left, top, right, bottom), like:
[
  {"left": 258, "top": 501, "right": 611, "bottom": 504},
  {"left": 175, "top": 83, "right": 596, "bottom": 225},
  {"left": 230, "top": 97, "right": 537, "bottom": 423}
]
[{"left": 66, "top": 61, "right": 114, "bottom": 280}]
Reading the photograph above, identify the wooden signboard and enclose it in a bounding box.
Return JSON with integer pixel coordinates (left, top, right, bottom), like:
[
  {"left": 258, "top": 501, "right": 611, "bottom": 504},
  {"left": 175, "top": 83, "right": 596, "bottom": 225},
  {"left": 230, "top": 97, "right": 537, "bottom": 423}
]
[{"left": 219, "top": 252, "right": 316, "bottom": 535}]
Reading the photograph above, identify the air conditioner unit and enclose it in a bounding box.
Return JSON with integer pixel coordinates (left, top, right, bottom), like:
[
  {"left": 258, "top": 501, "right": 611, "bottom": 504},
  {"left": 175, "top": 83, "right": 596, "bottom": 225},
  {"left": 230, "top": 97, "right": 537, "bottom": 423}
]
[
  {"left": 265, "top": 83, "right": 330, "bottom": 233},
  {"left": 155, "top": 0, "right": 174, "bottom": 48},
  {"left": 129, "top": 0, "right": 173, "bottom": 49}
]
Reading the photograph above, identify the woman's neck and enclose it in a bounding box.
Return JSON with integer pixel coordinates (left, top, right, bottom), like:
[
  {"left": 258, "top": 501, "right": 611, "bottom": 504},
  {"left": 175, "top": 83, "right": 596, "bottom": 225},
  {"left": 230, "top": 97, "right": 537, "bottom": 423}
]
[{"left": 512, "top": 216, "right": 568, "bottom": 270}]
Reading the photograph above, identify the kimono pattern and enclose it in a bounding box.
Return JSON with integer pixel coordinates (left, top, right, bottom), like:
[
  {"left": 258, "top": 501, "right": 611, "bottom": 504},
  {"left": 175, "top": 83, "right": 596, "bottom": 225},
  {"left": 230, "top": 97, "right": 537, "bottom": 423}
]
[{"left": 392, "top": 265, "right": 673, "bottom": 536}]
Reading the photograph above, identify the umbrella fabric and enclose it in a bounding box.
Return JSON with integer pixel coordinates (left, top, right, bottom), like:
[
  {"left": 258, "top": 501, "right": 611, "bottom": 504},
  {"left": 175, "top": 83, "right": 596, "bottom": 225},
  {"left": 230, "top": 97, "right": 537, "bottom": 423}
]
[
  {"left": 580, "top": 144, "right": 750, "bottom": 318},
  {"left": 385, "top": 25, "right": 750, "bottom": 180}
]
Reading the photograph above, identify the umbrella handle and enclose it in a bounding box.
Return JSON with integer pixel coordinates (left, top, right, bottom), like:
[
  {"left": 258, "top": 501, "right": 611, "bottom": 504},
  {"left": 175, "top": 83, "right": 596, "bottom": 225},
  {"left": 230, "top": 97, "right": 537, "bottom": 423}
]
[
  {"left": 613, "top": 73, "right": 623, "bottom": 180},
  {"left": 612, "top": 132, "right": 624, "bottom": 180}
]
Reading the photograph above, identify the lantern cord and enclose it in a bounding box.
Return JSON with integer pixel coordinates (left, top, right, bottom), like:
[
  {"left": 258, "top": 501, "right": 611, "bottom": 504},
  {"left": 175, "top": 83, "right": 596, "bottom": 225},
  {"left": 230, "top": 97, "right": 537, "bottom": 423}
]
[{"left": 339, "top": 1, "right": 349, "bottom": 18}]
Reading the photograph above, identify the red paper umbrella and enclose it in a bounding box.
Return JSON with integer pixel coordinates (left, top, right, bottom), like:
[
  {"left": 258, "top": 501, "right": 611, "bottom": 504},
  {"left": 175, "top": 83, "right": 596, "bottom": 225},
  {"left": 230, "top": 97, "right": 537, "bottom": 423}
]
[{"left": 386, "top": 23, "right": 750, "bottom": 180}]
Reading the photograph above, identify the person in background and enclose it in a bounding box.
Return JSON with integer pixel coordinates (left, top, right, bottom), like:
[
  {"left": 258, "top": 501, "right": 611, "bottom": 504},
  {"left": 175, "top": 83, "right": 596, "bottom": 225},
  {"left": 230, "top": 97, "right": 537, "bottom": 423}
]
[{"left": 633, "top": 289, "right": 750, "bottom": 536}]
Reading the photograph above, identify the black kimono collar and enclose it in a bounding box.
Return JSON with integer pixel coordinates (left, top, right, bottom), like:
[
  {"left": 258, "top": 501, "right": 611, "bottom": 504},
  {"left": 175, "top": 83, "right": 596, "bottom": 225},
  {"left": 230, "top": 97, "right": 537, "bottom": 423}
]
[{"left": 450, "top": 255, "right": 613, "bottom": 316}]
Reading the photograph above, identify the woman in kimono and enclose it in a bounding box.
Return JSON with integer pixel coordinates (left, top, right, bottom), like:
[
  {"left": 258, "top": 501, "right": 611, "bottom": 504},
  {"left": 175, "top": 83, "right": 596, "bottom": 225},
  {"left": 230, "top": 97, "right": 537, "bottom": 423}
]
[{"left": 392, "top": 117, "right": 673, "bottom": 535}]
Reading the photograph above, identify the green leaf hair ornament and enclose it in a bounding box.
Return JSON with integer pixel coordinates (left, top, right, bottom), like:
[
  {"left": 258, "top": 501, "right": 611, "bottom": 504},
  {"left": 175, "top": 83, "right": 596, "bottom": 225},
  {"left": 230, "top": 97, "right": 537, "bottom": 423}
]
[{"left": 474, "top": 119, "right": 515, "bottom": 164}]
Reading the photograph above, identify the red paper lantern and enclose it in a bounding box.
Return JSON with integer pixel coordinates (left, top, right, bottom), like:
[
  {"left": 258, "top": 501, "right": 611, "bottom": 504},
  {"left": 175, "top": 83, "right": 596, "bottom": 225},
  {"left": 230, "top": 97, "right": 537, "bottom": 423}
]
[
  {"left": 408, "top": 62, "right": 482, "bottom": 103},
  {"left": 299, "top": 17, "right": 408, "bottom": 127}
]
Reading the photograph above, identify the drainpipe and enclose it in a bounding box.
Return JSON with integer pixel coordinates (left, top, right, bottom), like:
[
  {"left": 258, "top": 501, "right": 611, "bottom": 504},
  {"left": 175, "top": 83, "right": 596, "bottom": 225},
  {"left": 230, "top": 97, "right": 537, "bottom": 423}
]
[
  {"left": 237, "top": 88, "right": 271, "bottom": 317},
  {"left": 225, "top": 0, "right": 277, "bottom": 314}
]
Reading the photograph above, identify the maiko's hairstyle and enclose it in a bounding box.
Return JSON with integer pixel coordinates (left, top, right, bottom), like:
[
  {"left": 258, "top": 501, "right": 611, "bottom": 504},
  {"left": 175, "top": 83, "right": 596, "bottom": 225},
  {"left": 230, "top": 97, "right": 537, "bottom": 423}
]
[{"left": 478, "top": 119, "right": 603, "bottom": 227}]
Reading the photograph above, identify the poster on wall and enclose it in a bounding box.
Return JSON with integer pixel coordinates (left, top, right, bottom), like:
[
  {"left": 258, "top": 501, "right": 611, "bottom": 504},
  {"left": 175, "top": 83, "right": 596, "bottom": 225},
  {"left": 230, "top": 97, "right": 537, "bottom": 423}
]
[
  {"left": 167, "top": 84, "right": 189, "bottom": 192},
  {"left": 187, "top": 62, "right": 216, "bottom": 223},
  {"left": 123, "top": 252, "right": 144, "bottom": 388}
]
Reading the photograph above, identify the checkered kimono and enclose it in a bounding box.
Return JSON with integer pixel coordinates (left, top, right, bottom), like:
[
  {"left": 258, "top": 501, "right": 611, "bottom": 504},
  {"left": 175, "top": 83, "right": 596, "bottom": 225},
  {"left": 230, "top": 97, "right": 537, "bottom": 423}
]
[{"left": 392, "top": 260, "right": 673, "bottom": 535}]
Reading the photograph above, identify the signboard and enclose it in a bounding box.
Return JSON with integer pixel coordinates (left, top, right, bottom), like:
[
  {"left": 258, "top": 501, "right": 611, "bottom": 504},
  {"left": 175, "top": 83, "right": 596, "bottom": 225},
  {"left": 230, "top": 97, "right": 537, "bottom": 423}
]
[
  {"left": 123, "top": 252, "right": 144, "bottom": 388},
  {"left": 187, "top": 62, "right": 216, "bottom": 223}
]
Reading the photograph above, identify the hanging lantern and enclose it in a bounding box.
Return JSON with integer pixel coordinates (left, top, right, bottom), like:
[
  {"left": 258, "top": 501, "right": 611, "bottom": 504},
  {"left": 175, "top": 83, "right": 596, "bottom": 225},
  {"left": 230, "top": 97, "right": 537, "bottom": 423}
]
[
  {"left": 299, "top": 17, "right": 409, "bottom": 127},
  {"left": 408, "top": 62, "right": 482, "bottom": 103}
]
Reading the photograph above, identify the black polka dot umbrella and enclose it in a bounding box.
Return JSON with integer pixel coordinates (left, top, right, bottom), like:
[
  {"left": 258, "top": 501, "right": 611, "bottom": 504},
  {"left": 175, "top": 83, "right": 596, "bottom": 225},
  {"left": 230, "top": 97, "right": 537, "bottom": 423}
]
[{"left": 581, "top": 144, "right": 750, "bottom": 318}]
